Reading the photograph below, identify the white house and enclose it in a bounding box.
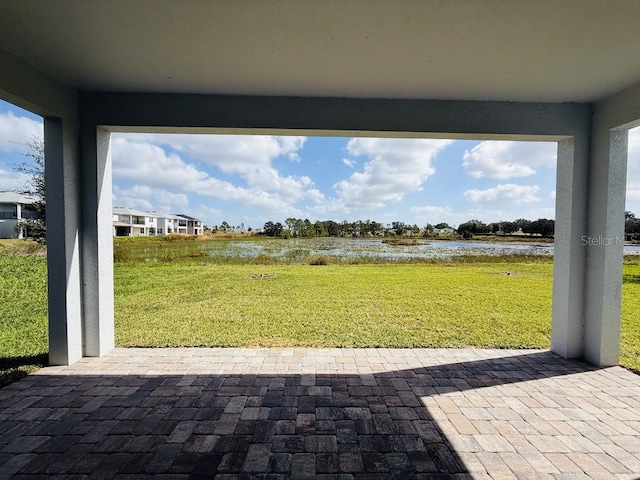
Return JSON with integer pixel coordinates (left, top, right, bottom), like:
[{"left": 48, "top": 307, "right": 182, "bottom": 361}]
[
  {"left": 112, "top": 208, "right": 203, "bottom": 237},
  {"left": 112, "top": 207, "right": 157, "bottom": 237},
  {"left": 151, "top": 211, "right": 182, "bottom": 235},
  {"left": 0, "top": 191, "right": 38, "bottom": 239},
  {"left": 176, "top": 214, "right": 203, "bottom": 236}
]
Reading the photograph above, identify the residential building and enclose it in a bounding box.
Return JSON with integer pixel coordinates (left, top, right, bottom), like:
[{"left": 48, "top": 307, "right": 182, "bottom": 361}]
[
  {"left": 112, "top": 208, "right": 202, "bottom": 237},
  {"left": 0, "top": 192, "right": 38, "bottom": 239},
  {"left": 112, "top": 207, "right": 157, "bottom": 237},
  {"left": 176, "top": 214, "right": 203, "bottom": 235},
  {"left": 152, "top": 212, "right": 184, "bottom": 235}
]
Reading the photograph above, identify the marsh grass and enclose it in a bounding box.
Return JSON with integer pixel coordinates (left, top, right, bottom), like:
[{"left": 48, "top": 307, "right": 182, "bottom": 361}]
[{"left": 112, "top": 235, "right": 554, "bottom": 266}]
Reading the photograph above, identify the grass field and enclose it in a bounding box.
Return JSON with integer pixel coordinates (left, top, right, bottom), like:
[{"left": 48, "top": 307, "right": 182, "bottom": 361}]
[
  {"left": 1, "top": 237, "right": 639, "bottom": 387},
  {"left": 0, "top": 242, "right": 48, "bottom": 387},
  {"left": 114, "top": 262, "right": 552, "bottom": 348}
]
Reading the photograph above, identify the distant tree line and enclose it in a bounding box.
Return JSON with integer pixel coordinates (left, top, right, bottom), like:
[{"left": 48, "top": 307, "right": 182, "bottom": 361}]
[
  {"left": 456, "top": 218, "right": 555, "bottom": 239},
  {"left": 208, "top": 221, "right": 251, "bottom": 234},
  {"left": 256, "top": 217, "right": 557, "bottom": 239},
  {"left": 261, "top": 219, "right": 424, "bottom": 238}
]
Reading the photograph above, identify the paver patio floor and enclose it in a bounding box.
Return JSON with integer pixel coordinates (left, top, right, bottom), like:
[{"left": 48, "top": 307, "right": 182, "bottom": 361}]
[{"left": 1, "top": 348, "right": 639, "bottom": 479}]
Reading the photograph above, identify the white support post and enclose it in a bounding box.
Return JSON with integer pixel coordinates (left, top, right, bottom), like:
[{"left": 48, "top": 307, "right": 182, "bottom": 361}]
[
  {"left": 81, "top": 127, "right": 114, "bottom": 357},
  {"left": 16, "top": 203, "right": 22, "bottom": 239},
  {"left": 582, "top": 128, "right": 628, "bottom": 366},
  {"left": 45, "top": 117, "right": 83, "bottom": 365},
  {"left": 551, "top": 137, "right": 589, "bottom": 359}
]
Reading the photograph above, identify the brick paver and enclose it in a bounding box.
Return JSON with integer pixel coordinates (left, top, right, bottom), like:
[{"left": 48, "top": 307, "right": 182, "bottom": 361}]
[{"left": 0, "top": 348, "right": 639, "bottom": 478}]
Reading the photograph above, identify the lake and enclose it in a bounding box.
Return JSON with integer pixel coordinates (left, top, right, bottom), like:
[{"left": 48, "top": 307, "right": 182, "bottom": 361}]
[
  {"left": 214, "top": 238, "right": 557, "bottom": 261},
  {"left": 211, "top": 237, "right": 640, "bottom": 262}
]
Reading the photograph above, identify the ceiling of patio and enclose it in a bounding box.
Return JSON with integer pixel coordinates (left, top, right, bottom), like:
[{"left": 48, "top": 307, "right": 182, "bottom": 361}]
[{"left": 1, "top": 1, "right": 639, "bottom": 103}]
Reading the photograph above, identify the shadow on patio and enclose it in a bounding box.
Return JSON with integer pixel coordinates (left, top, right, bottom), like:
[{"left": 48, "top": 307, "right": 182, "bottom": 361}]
[{"left": 0, "top": 348, "right": 639, "bottom": 479}]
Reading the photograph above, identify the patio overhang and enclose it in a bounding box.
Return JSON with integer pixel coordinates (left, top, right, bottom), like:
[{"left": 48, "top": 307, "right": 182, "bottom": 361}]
[{"left": 1, "top": 1, "right": 639, "bottom": 366}]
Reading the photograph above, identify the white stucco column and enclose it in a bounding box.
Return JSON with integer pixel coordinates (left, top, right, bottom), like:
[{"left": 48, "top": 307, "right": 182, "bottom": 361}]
[
  {"left": 80, "top": 127, "right": 114, "bottom": 356},
  {"left": 551, "top": 136, "right": 588, "bottom": 359},
  {"left": 45, "top": 117, "right": 83, "bottom": 365},
  {"left": 582, "top": 127, "right": 628, "bottom": 366}
]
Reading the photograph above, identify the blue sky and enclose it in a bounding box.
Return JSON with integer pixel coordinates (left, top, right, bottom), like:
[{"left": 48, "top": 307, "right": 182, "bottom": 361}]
[{"left": 3, "top": 98, "right": 639, "bottom": 230}]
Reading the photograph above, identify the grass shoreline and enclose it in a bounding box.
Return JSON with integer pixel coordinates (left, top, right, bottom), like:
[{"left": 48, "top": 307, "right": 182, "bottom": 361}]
[{"left": 1, "top": 237, "right": 639, "bottom": 387}]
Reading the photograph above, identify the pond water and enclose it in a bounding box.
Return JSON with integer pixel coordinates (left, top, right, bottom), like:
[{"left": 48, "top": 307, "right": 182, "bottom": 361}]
[
  {"left": 210, "top": 238, "right": 640, "bottom": 261},
  {"left": 212, "top": 238, "right": 558, "bottom": 261}
]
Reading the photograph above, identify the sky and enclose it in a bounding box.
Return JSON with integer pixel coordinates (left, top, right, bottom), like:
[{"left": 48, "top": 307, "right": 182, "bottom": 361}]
[{"left": 2, "top": 98, "right": 640, "bottom": 230}]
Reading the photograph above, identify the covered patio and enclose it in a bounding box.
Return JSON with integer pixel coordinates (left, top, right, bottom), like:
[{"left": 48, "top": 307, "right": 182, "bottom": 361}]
[
  {"left": 1, "top": 1, "right": 640, "bottom": 477},
  {"left": 1, "top": 348, "right": 640, "bottom": 478}
]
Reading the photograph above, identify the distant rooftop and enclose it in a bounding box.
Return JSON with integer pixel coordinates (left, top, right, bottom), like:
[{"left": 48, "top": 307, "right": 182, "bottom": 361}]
[
  {"left": 0, "top": 191, "right": 37, "bottom": 205},
  {"left": 113, "top": 207, "right": 201, "bottom": 222}
]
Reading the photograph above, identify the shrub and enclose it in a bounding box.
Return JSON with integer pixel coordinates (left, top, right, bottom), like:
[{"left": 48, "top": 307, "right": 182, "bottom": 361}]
[{"left": 310, "top": 255, "right": 334, "bottom": 265}]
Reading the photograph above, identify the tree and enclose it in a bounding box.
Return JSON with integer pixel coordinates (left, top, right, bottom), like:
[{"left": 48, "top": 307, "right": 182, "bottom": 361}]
[
  {"left": 625, "top": 211, "right": 640, "bottom": 241},
  {"left": 531, "top": 218, "right": 555, "bottom": 238},
  {"left": 514, "top": 218, "right": 533, "bottom": 235},
  {"left": 14, "top": 137, "right": 46, "bottom": 243},
  {"left": 325, "top": 220, "right": 340, "bottom": 237},
  {"left": 314, "top": 220, "right": 327, "bottom": 237},
  {"left": 457, "top": 219, "right": 488, "bottom": 238},
  {"left": 423, "top": 223, "right": 434, "bottom": 237},
  {"left": 391, "top": 221, "right": 407, "bottom": 236},
  {"left": 500, "top": 221, "right": 518, "bottom": 235},
  {"left": 262, "top": 221, "right": 283, "bottom": 237}
]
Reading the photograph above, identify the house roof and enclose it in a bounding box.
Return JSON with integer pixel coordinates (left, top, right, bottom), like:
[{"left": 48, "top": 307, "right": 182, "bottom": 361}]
[
  {"left": 113, "top": 209, "right": 199, "bottom": 222},
  {"left": 176, "top": 214, "right": 202, "bottom": 222},
  {"left": 145, "top": 211, "right": 181, "bottom": 221},
  {"left": 1, "top": 1, "right": 639, "bottom": 103},
  {"left": 112, "top": 206, "right": 149, "bottom": 217},
  {"left": 0, "top": 191, "right": 37, "bottom": 205}
]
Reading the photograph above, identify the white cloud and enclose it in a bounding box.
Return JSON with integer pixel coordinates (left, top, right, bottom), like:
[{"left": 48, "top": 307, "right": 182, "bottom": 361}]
[
  {"left": 527, "top": 207, "right": 555, "bottom": 219},
  {"left": 410, "top": 205, "right": 454, "bottom": 217},
  {"left": 309, "top": 197, "right": 350, "bottom": 218},
  {"left": 464, "top": 184, "right": 541, "bottom": 205},
  {"left": 0, "top": 111, "right": 43, "bottom": 153},
  {"left": 191, "top": 205, "right": 225, "bottom": 226},
  {"left": 0, "top": 110, "right": 42, "bottom": 192},
  {"left": 410, "top": 205, "right": 461, "bottom": 225},
  {"left": 463, "top": 141, "right": 556, "bottom": 179},
  {"left": 113, "top": 134, "right": 314, "bottom": 206},
  {"left": 0, "top": 165, "right": 29, "bottom": 192},
  {"left": 333, "top": 138, "right": 453, "bottom": 209},
  {"left": 342, "top": 158, "right": 356, "bottom": 168},
  {"left": 110, "top": 136, "right": 315, "bottom": 217},
  {"left": 119, "top": 133, "right": 305, "bottom": 179},
  {"left": 113, "top": 185, "right": 189, "bottom": 213}
]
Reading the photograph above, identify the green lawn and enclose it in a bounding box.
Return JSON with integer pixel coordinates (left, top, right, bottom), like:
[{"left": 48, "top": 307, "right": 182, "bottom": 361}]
[
  {"left": 114, "top": 262, "right": 552, "bottom": 349},
  {"left": 1, "top": 239, "right": 640, "bottom": 388},
  {"left": 0, "top": 250, "right": 48, "bottom": 387},
  {"left": 622, "top": 261, "right": 640, "bottom": 372}
]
